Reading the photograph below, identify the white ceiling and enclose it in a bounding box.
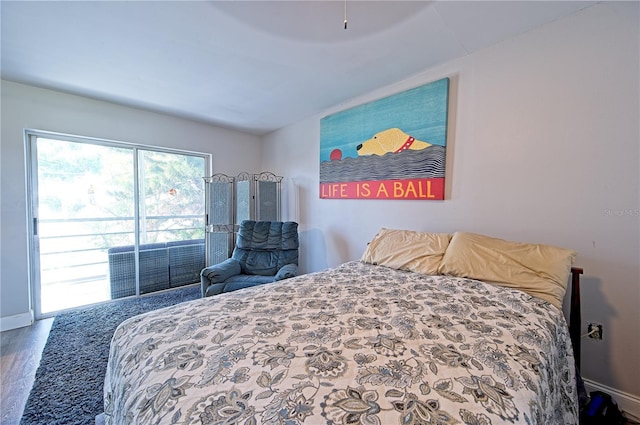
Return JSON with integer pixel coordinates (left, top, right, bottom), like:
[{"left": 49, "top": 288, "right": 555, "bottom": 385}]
[{"left": 1, "top": 1, "right": 596, "bottom": 135}]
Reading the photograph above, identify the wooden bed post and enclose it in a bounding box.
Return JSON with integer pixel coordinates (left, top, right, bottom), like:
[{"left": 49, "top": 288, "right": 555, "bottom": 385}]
[{"left": 569, "top": 267, "right": 584, "bottom": 370}]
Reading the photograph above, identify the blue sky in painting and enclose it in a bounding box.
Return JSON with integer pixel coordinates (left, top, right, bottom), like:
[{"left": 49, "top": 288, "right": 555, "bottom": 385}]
[{"left": 320, "top": 78, "right": 449, "bottom": 163}]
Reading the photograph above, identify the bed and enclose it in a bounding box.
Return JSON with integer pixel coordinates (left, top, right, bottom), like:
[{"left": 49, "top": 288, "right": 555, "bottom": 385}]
[{"left": 104, "top": 230, "right": 582, "bottom": 424}]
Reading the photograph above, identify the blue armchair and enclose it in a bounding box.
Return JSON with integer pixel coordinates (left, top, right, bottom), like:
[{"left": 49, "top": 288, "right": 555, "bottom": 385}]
[{"left": 201, "top": 220, "right": 299, "bottom": 297}]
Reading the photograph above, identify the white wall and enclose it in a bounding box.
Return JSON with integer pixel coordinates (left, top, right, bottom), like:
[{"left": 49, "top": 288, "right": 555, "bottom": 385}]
[
  {"left": 0, "top": 81, "right": 262, "bottom": 328},
  {"left": 262, "top": 2, "right": 640, "bottom": 411}
]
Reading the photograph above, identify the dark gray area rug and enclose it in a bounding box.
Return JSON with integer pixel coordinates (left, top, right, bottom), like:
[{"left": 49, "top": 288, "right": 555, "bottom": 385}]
[{"left": 20, "top": 285, "right": 200, "bottom": 425}]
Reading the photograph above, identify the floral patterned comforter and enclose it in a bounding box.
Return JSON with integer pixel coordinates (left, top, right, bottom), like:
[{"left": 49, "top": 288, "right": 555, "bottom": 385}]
[{"left": 104, "top": 261, "right": 578, "bottom": 425}]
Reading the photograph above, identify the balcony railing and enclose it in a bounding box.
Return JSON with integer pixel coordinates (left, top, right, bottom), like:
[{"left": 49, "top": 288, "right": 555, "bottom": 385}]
[{"left": 38, "top": 215, "right": 205, "bottom": 314}]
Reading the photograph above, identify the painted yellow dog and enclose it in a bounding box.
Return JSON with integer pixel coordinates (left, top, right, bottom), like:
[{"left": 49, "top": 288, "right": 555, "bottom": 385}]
[{"left": 356, "top": 128, "right": 432, "bottom": 156}]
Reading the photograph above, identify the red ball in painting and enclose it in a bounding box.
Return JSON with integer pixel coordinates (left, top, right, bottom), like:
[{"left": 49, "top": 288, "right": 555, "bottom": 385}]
[{"left": 330, "top": 149, "right": 342, "bottom": 161}]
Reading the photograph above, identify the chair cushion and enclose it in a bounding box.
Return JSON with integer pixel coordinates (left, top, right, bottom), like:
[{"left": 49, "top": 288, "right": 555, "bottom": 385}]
[
  {"left": 222, "top": 274, "right": 276, "bottom": 292},
  {"left": 235, "top": 221, "right": 299, "bottom": 251},
  {"left": 233, "top": 221, "right": 299, "bottom": 276}
]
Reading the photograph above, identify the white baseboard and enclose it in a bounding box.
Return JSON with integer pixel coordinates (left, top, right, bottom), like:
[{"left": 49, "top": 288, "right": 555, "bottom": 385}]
[
  {"left": 0, "top": 310, "right": 34, "bottom": 332},
  {"left": 584, "top": 378, "right": 640, "bottom": 421}
]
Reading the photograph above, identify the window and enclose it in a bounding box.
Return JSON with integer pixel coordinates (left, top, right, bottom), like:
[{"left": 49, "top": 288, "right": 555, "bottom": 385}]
[{"left": 25, "top": 130, "right": 211, "bottom": 317}]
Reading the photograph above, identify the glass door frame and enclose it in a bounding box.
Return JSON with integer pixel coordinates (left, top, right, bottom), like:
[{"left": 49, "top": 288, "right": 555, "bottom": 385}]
[{"left": 25, "top": 129, "right": 212, "bottom": 319}]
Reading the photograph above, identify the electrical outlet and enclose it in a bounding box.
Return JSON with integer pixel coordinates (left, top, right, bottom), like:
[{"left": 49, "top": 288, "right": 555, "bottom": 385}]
[{"left": 588, "top": 323, "right": 603, "bottom": 340}]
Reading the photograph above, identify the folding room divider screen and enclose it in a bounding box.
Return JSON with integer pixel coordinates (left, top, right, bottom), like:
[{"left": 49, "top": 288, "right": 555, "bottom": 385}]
[{"left": 204, "top": 172, "right": 283, "bottom": 266}]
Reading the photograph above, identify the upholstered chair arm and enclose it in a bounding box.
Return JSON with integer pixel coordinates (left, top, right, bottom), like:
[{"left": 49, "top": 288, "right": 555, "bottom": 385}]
[
  {"left": 274, "top": 263, "right": 298, "bottom": 281},
  {"left": 201, "top": 258, "right": 242, "bottom": 297}
]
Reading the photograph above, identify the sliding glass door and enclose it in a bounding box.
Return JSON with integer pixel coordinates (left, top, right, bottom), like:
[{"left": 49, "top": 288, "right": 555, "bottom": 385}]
[{"left": 26, "top": 131, "right": 210, "bottom": 318}]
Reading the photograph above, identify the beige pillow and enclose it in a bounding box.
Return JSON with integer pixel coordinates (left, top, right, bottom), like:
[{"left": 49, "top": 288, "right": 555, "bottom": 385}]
[
  {"left": 361, "top": 228, "right": 452, "bottom": 275},
  {"left": 438, "top": 232, "right": 576, "bottom": 309}
]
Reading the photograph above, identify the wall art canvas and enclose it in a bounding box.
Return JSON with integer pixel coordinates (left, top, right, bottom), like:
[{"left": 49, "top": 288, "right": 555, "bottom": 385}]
[{"left": 320, "top": 78, "right": 449, "bottom": 200}]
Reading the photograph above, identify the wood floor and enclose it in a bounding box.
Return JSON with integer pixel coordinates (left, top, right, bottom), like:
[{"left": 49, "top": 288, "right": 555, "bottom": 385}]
[{"left": 0, "top": 318, "right": 54, "bottom": 425}]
